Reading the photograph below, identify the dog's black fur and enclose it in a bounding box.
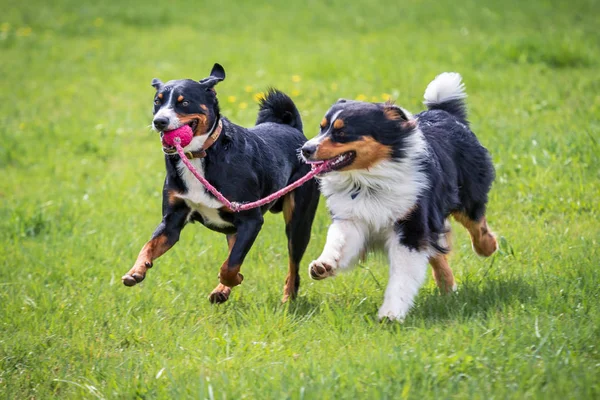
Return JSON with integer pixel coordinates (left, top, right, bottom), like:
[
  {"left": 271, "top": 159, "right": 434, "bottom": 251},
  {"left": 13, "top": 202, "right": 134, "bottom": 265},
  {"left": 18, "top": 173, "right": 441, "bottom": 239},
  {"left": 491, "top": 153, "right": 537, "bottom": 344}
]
[{"left": 122, "top": 64, "right": 320, "bottom": 303}]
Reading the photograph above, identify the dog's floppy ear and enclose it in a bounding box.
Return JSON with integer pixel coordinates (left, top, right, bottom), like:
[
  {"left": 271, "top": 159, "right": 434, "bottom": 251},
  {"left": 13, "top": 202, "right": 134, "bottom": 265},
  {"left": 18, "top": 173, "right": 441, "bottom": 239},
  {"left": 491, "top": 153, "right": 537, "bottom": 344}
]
[
  {"left": 336, "top": 98, "right": 348, "bottom": 104},
  {"left": 151, "top": 78, "right": 163, "bottom": 90},
  {"left": 384, "top": 103, "right": 417, "bottom": 129},
  {"left": 199, "top": 63, "right": 226, "bottom": 89}
]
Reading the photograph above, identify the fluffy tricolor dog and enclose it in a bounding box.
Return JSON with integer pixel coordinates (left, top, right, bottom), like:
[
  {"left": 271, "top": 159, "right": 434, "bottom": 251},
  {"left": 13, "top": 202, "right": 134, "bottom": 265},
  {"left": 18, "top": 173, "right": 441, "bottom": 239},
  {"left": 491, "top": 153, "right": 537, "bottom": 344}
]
[
  {"left": 301, "top": 73, "right": 498, "bottom": 321},
  {"left": 122, "top": 64, "right": 320, "bottom": 303}
]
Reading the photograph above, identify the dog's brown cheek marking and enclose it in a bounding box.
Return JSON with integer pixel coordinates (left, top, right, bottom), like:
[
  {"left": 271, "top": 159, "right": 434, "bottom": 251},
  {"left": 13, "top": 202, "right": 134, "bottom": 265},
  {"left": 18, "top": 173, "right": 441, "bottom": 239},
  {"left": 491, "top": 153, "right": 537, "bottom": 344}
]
[
  {"left": 176, "top": 113, "right": 208, "bottom": 136},
  {"left": 314, "top": 137, "right": 392, "bottom": 171},
  {"left": 452, "top": 212, "right": 498, "bottom": 257},
  {"left": 429, "top": 254, "right": 455, "bottom": 294}
]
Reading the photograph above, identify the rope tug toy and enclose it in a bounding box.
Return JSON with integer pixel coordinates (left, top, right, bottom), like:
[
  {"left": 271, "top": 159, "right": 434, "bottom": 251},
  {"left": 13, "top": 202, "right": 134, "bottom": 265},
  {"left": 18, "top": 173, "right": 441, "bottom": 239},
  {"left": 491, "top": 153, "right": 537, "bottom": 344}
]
[{"left": 167, "top": 128, "right": 327, "bottom": 212}]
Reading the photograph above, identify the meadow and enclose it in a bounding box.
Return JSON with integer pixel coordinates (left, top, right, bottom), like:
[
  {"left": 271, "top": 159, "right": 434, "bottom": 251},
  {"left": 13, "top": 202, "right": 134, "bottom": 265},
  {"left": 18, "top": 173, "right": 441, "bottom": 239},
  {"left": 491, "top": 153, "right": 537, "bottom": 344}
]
[{"left": 1, "top": 0, "right": 599, "bottom": 398}]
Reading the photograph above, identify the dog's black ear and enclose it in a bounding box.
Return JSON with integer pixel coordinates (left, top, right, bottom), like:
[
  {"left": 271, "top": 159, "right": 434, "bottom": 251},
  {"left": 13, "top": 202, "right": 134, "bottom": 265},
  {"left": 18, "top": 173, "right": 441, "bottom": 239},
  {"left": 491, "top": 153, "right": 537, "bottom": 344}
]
[
  {"left": 336, "top": 98, "right": 348, "bottom": 104},
  {"left": 151, "top": 78, "right": 163, "bottom": 90},
  {"left": 199, "top": 63, "right": 226, "bottom": 88},
  {"left": 210, "top": 63, "right": 226, "bottom": 81}
]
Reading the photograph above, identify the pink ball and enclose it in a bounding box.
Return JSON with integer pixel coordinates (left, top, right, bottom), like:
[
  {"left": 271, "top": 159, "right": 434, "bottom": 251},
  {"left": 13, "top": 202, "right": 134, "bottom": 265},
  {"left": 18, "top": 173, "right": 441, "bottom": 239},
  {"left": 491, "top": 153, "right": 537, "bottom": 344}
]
[{"left": 162, "top": 125, "right": 194, "bottom": 148}]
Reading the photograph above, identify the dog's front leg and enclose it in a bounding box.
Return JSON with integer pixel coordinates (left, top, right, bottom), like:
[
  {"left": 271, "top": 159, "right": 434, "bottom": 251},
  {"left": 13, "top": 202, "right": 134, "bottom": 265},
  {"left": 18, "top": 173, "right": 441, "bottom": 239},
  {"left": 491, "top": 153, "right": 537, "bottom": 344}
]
[
  {"left": 218, "top": 212, "right": 264, "bottom": 288},
  {"left": 309, "top": 219, "right": 367, "bottom": 280},
  {"left": 122, "top": 202, "right": 190, "bottom": 286},
  {"left": 377, "top": 240, "right": 429, "bottom": 322}
]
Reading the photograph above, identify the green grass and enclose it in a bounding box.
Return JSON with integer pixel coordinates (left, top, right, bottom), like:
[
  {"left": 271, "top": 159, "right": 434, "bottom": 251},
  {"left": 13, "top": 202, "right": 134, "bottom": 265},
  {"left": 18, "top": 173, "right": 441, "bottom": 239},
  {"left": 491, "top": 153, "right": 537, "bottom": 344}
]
[{"left": 1, "top": 0, "right": 599, "bottom": 398}]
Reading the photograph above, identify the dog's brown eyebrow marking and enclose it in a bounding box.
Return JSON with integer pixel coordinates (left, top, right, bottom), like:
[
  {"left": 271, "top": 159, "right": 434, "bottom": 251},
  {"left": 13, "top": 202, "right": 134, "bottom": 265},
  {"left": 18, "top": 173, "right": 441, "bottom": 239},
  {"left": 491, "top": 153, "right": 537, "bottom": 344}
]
[
  {"left": 333, "top": 119, "right": 344, "bottom": 129},
  {"left": 157, "top": 93, "right": 163, "bottom": 99},
  {"left": 177, "top": 95, "right": 184, "bottom": 102},
  {"left": 200, "top": 104, "right": 208, "bottom": 112},
  {"left": 320, "top": 118, "right": 328, "bottom": 128}
]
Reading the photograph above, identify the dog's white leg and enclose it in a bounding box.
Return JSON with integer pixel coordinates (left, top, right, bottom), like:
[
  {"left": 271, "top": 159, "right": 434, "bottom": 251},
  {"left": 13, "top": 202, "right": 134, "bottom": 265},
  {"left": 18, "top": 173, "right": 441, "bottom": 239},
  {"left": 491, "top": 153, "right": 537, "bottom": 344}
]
[
  {"left": 378, "top": 238, "right": 429, "bottom": 321},
  {"left": 309, "top": 219, "right": 367, "bottom": 280}
]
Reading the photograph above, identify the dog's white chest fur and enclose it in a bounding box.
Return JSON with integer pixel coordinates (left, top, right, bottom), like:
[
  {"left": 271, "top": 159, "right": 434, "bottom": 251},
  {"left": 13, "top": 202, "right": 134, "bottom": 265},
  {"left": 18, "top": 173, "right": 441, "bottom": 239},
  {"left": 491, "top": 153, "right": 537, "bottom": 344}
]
[
  {"left": 319, "top": 133, "right": 428, "bottom": 233},
  {"left": 176, "top": 158, "right": 234, "bottom": 228}
]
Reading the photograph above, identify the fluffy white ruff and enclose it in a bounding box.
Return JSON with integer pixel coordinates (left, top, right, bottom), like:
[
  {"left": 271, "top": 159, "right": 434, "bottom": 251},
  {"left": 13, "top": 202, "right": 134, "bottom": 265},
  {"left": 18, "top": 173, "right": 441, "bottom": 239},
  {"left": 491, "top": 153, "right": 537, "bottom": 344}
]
[
  {"left": 423, "top": 72, "right": 467, "bottom": 106},
  {"left": 318, "top": 130, "right": 429, "bottom": 232}
]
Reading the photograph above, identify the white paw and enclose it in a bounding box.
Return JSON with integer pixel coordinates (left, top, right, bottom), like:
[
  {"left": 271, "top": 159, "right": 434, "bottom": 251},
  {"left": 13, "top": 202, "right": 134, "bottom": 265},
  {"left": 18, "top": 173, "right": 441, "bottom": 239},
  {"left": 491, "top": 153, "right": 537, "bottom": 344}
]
[
  {"left": 377, "top": 300, "right": 410, "bottom": 322},
  {"left": 308, "top": 258, "right": 337, "bottom": 280}
]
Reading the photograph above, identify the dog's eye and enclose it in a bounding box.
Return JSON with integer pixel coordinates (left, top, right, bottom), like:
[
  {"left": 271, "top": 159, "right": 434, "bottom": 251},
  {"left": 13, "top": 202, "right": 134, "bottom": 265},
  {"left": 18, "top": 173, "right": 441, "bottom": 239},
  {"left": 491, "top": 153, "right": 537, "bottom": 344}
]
[
  {"left": 336, "top": 131, "right": 346, "bottom": 138},
  {"left": 154, "top": 99, "right": 160, "bottom": 106},
  {"left": 182, "top": 101, "right": 189, "bottom": 107}
]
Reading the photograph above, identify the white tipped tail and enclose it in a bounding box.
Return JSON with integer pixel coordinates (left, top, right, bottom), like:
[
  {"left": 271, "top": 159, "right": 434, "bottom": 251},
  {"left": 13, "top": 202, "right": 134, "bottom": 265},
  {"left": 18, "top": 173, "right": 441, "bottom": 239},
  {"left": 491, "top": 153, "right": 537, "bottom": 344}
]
[{"left": 423, "top": 72, "right": 467, "bottom": 106}]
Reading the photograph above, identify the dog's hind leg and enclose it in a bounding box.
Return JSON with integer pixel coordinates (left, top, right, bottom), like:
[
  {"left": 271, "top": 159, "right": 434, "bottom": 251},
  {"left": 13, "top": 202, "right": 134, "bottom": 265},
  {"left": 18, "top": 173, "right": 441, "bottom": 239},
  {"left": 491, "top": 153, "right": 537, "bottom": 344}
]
[
  {"left": 281, "top": 180, "right": 320, "bottom": 302},
  {"left": 429, "top": 254, "right": 456, "bottom": 294},
  {"left": 452, "top": 212, "right": 498, "bottom": 257},
  {"left": 209, "top": 234, "right": 237, "bottom": 304},
  {"left": 429, "top": 220, "right": 457, "bottom": 293}
]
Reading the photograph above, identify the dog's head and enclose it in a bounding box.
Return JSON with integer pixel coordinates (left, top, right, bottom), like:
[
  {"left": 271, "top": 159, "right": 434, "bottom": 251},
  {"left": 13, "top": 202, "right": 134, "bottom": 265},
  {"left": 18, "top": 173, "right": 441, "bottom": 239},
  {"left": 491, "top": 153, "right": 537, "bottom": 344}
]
[
  {"left": 151, "top": 63, "right": 225, "bottom": 150},
  {"left": 301, "top": 99, "right": 417, "bottom": 173}
]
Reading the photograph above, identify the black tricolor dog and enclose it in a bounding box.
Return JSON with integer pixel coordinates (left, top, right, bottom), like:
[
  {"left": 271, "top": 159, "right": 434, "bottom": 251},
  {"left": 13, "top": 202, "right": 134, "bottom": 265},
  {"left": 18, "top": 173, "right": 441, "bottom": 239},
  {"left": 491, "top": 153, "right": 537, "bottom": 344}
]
[
  {"left": 301, "top": 73, "right": 497, "bottom": 320},
  {"left": 122, "top": 63, "right": 320, "bottom": 303}
]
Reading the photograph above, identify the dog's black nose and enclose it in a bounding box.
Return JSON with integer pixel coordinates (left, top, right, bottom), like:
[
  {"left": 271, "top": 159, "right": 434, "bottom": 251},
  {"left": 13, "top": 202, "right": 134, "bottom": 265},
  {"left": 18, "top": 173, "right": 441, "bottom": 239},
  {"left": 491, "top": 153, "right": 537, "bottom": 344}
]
[
  {"left": 301, "top": 143, "right": 317, "bottom": 159},
  {"left": 153, "top": 117, "right": 169, "bottom": 131}
]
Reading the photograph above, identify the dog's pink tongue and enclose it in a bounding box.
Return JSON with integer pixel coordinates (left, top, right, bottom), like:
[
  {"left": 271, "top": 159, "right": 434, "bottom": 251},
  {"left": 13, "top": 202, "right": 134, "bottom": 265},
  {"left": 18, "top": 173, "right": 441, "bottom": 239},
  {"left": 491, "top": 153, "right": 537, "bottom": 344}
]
[{"left": 162, "top": 125, "right": 194, "bottom": 148}]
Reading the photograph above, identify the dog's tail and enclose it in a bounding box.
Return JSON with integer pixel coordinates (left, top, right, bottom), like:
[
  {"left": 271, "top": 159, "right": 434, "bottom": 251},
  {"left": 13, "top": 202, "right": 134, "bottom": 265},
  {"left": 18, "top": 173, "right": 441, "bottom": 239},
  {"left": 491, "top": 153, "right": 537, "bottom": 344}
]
[
  {"left": 423, "top": 72, "right": 468, "bottom": 124},
  {"left": 256, "top": 88, "right": 303, "bottom": 131}
]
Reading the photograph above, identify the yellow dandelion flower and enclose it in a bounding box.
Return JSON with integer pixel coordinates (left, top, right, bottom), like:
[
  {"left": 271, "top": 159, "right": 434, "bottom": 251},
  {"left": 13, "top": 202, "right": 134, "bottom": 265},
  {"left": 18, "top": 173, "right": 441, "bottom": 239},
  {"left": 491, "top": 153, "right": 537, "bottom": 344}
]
[
  {"left": 244, "top": 86, "right": 253, "bottom": 93},
  {"left": 227, "top": 96, "right": 236, "bottom": 103},
  {"left": 330, "top": 83, "right": 338, "bottom": 91},
  {"left": 253, "top": 92, "right": 264, "bottom": 102},
  {"left": 0, "top": 23, "right": 10, "bottom": 33},
  {"left": 381, "top": 93, "right": 392, "bottom": 101},
  {"left": 16, "top": 26, "right": 32, "bottom": 37},
  {"left": 94, "top": 17, "right": 104, "bottom": 27},
  {"left": 291, "top": 75, "right": 301, "bottom": 83},
  {"left": 291, "top": 89, "right": 300, "bottom": 97},
  {"left": 355, "top": 94, "right": 367, "bottom": 101},
  {"left": 239, "top": 102, "right": 248, "bottom": 110}
]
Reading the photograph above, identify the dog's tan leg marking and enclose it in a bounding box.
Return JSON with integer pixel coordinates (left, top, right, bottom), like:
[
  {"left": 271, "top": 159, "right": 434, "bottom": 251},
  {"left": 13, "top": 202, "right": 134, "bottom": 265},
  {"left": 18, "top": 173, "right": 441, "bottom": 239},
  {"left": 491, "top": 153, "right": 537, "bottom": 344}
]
[
  {"left": 209, "top": 234, "right": 237, "bottom": 304},
  {"left": 429, "top": 254, "right": 456, "bottom": 294},
  {"left": 281, "top": 194, "right": 299, "bottom": 303},
  {"left": 122, "top": 235, "right": 171, "bottom": 286},
  {"left": 453, "top": 213, "right": 498, "bottom": 257}
]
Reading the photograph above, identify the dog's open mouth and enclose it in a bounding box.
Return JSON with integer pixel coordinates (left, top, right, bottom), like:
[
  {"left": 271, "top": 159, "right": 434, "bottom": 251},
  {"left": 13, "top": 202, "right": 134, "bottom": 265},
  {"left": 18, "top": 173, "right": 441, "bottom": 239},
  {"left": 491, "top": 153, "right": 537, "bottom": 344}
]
[{"left": 307, "top": 151, "right": 356, "bottom": 173}]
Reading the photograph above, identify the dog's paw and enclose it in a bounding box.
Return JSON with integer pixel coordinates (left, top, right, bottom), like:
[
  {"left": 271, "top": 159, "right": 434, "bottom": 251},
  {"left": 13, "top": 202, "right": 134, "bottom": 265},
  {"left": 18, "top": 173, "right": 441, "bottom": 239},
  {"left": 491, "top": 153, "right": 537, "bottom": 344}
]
[
  {"left": 309, "top": 259, "right": 336, "bottom": 280},
  {"left": 208, "top": 284, "right": 231, "bottom": 304},
  {"left": 377, "top": 302, "right": 408, "bottom": 322},
  {"left": 122, "top": 261, "right": 152, "bottom": 287}
]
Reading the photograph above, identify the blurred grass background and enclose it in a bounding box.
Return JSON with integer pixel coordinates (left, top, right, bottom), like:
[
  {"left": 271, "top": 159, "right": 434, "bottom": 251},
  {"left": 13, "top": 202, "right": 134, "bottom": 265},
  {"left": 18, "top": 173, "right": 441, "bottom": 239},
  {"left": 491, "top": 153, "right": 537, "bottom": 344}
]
[{"left": 1, "top": 0, "right": 599, "bottom": 398}]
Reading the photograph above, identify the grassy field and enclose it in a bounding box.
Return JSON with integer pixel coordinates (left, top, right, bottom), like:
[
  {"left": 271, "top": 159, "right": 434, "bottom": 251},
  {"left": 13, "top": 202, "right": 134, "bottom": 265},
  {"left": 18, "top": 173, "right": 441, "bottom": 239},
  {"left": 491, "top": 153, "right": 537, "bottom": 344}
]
[{"left": 1, "top": 0, "right": 599, "bottom": 398}]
